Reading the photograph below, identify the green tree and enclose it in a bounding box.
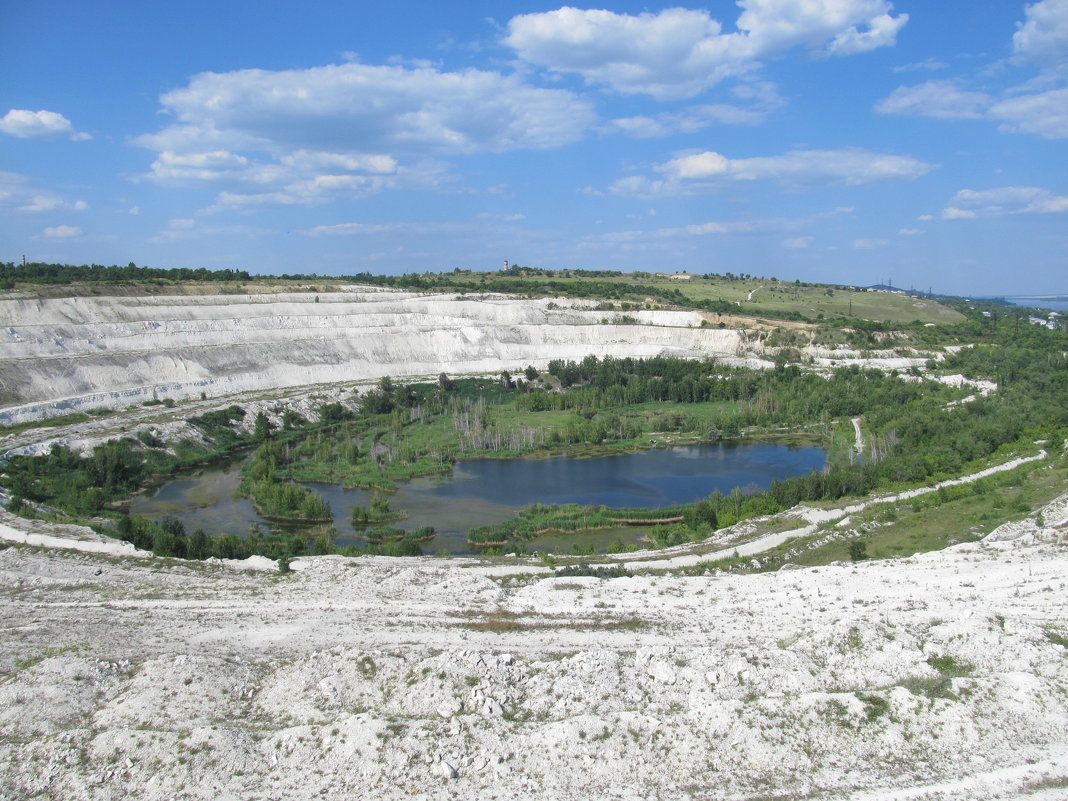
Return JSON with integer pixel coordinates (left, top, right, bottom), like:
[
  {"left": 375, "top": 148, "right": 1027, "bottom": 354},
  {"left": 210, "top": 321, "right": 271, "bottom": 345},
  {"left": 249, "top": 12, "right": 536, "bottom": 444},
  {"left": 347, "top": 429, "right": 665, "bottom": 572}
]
[
  {"left": 254, "top": 411, "right": 273, "bottom": 442},
  {"left": 188, "top": 528, "right": 211, "bottom": 560}
]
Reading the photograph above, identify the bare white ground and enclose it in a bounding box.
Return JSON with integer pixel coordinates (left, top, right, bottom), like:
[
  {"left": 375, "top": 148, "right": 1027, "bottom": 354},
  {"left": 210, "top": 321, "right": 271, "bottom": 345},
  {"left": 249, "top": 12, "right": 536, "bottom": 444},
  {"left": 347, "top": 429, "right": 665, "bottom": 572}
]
[{"left": 1, "top": 492, "right": 1066, "bottom": 800}]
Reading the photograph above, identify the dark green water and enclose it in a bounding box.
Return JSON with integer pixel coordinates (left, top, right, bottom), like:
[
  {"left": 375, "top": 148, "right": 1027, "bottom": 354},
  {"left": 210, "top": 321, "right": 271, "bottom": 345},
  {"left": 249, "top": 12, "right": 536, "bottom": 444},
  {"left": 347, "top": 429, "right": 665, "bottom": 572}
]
[{"left": 129, "top": 441, "right": 826, "bottom": 554}]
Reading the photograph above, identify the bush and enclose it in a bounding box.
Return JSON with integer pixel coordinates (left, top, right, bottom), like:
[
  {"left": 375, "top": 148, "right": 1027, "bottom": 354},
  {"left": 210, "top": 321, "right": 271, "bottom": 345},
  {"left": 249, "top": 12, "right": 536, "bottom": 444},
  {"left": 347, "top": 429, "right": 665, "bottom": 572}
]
[{"left": 555, "top": 563, "right": 632, "bottom": 579}]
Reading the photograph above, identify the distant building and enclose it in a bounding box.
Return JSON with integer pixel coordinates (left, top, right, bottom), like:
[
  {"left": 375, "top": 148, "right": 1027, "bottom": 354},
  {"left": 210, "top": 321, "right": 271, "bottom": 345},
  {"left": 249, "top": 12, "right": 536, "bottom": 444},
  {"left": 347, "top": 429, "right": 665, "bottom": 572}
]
[{"left": 1029, "top": 316, "right": 1058, "bottom": 330}]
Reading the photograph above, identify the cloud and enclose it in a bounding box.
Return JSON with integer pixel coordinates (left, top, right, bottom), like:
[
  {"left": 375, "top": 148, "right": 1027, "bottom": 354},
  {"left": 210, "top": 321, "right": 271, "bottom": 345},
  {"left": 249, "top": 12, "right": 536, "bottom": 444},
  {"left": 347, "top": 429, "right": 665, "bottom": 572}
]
[
  {"left": 149, "top": 220, "right": 266, "bottom": 244},
  {"left": 0, "top": 109, "right": 90, "bottom": 140},
  {"left": 18, "top": 196, "right": 87, "bottom": 213},
  {"left": 305, "top": 222, "right": 405, "bottom": 237},
  {"left": 683, "top": 221, "right": 758, "bottom": 235},
  {"left": 892, "top": 58, "right": 948, "bottom": 73},
  {"left": 505, "top": 2, "right": 906, "bottom": 100},
  {"left": 141, "top": 62, "right": 593, "bottom": 157},
  {"left": 988, "top": 87, "right": 1068, "bottom": 138},
  {"left": 201, "top": 159, "right": 456, "bottom": 211},
  {"left": 877, "top": 82, "right": 1068, "bottom": 138},
  {"left": 147, "top": 150, "right": 253, "bottom": 184},
  {"left": 135, "top": 61, "right": 595, "bottom": 209},
  {"left": 476, "top": 212, "right": 527, "bottom": 222},
  {"left": 41, "top": 225, "right": 83, "bottom": 239},
  {"left": 877, "top": 2, "right": 1068, "bottom": 139},
  {"left": 610, "top": 147, "right": 934, "bottom": 197},
  {"left": 1012, "top": 0, "right": 1068, "bottom": 69},
  {"left": 610, "top": 104, "right": 766, "bottom": 138},
  {"left": 875, "top": 80, "right": 991, "bottom": 119},
  {"left": 505, "top": 7, "right": 748, "bottom": 100},
  {"left": 942, "top": 186, "right": 1068, "bottom": 218},
  {"left": 853, "top": 237, "right": 889, "bottom": 248},
  {"left": 942, "top": 207, "right": 976, "bottom": 220},
  {"left": 0, "top": 171, "right": 88, "bottom": 213},
  {"left": 898, "top": 227, "right": 924, "bottom": 235},
  {"left": 302, "top": 220, "right": 478, "bottom": 239},
  {"left": 584, "top": 207, "right": 853, "bottom": 249}
]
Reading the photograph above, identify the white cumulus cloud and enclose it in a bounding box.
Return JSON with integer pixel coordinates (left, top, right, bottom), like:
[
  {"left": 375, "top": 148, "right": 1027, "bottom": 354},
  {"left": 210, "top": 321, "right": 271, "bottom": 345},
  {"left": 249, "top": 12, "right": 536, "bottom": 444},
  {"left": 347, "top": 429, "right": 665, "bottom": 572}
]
[
  {"left": 877, "top": 2, "right": 1068, "bottom": 139},
  {"left": 136, "top": 61, "right": 595, "bottom": 208},
  {"left": 877, "top": 82, "right": 1068, "bottom": 138},
  {"left": 943, "top": 186, "right": 1068, "bottom": 217},
  {"left": 610, "top": 104, "right": 766, "bottom": 138},
  {"left": 306, "top": 222, "right": 404, "bottom": 237},
  {"left": 892, "top": 58, "right": 948, "bottom": 73},
  {"left": 988, "top": 88, "right": 1068, "bottom": 138},
  {"left": 142, "top": 62, "right": 593, "bottom": 158},
  {"left": 505, "top": 2, "right": 906, "bottom": 100},
  {"left": 942, "top": 207, "right": 976, "bottom": 220},
  {"left": 875, "top": 81, "right": 992, "bottom": 119},
  {"left": 610, "top": 147, "right": 934, "bottom": 196},
  {"left": 0, "top": 171, "right": 88, "bottom": 213},
  {"left": 1012, "top": 0, "right": 1068, "bottom": 69},
  {"left": 41, "top": 225, "right": 83, "bottom": 239},
  {"left": 0, "top": 109, "right": 90, "bottom": 140}
]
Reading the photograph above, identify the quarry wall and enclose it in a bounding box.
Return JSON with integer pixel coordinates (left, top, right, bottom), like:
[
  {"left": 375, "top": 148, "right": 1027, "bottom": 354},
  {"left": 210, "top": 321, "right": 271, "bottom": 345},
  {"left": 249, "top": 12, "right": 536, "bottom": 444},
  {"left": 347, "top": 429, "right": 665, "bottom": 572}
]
[{"left": 0, "top": 288, "right": 745, "bottom": 424}]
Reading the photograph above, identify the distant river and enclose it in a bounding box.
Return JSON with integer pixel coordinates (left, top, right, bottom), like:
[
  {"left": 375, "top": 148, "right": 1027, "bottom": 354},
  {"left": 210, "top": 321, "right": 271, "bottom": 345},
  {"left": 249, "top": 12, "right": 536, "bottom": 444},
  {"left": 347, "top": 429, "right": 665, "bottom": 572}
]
[
  {"left": 130, "top": 441, "right": 827, "bottom": 554},
  {"left": 1003, "top": 296, "right": 1068, "bottom": 312}
]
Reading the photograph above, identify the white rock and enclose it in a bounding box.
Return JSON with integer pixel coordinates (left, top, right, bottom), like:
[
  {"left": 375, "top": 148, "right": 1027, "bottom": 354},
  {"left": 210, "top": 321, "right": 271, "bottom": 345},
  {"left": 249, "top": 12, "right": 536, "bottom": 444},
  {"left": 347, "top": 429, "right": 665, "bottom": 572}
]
[
  {"left": 432, "top": 760, "right": 457, "bottom": 780},
  {"left": 437, "top": 698, "right": 463, "bottom": 719},
  {"left": 647, "top": 661, "right": 677, "bottom": 685}
]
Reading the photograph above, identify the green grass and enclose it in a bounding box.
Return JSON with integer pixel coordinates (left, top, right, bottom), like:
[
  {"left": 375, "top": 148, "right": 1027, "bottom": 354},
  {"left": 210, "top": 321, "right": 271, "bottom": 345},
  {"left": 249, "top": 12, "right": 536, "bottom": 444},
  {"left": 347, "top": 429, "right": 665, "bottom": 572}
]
[
  {"left": 761, "top": 458, "right": 1066, "bottom": 568},
  {"left": 507, "top": 272, "right": 964, "bottom": 325},
  {"left": 0, "top": 409, "right": 114, "bottom": 436}
]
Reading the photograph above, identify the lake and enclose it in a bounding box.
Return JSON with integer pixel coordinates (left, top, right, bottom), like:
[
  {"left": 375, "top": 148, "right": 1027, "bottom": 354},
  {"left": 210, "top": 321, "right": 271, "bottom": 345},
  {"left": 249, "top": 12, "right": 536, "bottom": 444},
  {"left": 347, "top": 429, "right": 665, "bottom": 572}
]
[{"left": 129, "top": 441, "right": 827, "bottom": 554}]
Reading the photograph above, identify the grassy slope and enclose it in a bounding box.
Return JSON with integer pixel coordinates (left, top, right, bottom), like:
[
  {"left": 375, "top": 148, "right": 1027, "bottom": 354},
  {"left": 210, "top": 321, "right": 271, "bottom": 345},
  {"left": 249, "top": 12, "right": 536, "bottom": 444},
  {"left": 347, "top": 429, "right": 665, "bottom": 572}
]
[
  {"left": 498, "top": 272, "right": 965, "bottom": 325},
  {"left": 720, "top": 453, "right": 1066, "bottom": 572}
]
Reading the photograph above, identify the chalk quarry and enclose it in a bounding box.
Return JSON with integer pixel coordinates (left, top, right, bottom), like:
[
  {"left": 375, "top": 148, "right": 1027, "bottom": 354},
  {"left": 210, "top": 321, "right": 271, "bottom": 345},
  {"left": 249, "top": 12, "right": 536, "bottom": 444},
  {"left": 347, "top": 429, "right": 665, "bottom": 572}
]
[
  {"left": 0, "top": 288, "right": 747, "bottom": 425},
  {"left": 0, "top": 285, "right": 1066, "bottom": 800}
]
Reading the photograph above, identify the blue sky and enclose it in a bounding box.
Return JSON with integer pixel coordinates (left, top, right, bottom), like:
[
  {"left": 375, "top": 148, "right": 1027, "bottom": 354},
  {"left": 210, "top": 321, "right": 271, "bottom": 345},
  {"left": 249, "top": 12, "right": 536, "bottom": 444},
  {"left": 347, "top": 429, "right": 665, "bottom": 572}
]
[{"left": 1, "top": 0, "right": 1065, "bottom": 295}]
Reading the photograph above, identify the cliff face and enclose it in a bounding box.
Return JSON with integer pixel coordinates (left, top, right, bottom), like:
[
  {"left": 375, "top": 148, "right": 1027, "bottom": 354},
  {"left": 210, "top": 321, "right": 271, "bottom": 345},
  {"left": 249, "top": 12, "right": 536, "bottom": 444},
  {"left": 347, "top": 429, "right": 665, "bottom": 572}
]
[{"left": 0, "top": 288, "right": 744, "bottom": 423}]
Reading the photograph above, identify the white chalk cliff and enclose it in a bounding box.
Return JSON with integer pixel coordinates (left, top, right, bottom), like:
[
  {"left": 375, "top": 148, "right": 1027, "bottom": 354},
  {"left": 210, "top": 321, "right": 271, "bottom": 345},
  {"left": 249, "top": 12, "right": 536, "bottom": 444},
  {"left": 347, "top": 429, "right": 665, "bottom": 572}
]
[{"left": 0, "top": 288, "right": 745, "bottom": 424}]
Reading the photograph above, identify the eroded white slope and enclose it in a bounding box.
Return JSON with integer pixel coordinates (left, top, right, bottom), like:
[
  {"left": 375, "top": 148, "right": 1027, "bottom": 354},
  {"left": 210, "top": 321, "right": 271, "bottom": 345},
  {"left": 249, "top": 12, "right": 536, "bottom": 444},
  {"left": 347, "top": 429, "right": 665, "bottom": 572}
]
[
  {"left": 0, "top": 494, "right": 1066, "bottom": 800},
  {"left": 0, "top": 289, "right": 742, "bottom": 423}
]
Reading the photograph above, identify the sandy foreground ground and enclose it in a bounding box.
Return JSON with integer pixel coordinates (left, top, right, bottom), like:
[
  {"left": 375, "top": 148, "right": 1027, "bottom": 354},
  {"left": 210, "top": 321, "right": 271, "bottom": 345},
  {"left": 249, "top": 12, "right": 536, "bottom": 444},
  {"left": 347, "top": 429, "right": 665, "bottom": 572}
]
[{"left": 1, "top": 493, "right": 1066, "bottom": 801}]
